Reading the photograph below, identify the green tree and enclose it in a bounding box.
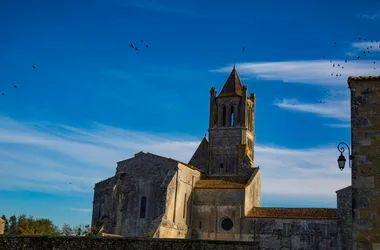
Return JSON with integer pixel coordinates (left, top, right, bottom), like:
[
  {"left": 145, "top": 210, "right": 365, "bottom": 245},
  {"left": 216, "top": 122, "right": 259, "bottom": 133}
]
[
  {"left": 8, "top": 215, "right": 18, "bottom": 235},
  {"left": 17, "top": 215, "right": 60, "bottom": 235},
  {"left": 61, "top": 224, "right": 74, "bottom": 236},
  {"left": 1, "top": 214, "right": 60, "bottom": 235}
]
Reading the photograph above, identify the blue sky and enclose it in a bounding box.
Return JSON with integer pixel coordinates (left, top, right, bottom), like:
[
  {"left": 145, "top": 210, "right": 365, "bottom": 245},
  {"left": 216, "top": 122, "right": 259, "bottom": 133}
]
[{"left": 0, "top": 0, "right": 379, "bottom": 228}]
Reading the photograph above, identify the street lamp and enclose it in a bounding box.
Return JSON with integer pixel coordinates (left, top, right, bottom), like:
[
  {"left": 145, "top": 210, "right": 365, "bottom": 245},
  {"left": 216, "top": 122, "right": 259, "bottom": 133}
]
[{"left": 337, "top": 142, "right": 354, "bottom": 171}]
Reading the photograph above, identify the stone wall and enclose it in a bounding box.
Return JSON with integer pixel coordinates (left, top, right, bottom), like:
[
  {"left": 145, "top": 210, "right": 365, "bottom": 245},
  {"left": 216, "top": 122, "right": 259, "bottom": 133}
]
[
  {"left": 191, "top": 188, "right": 245, "bottom": 241},
  {"left": 336, "top": 186, "right": 352, "bottom": 250},
  {"left": 348, "top": 76, "right": 380, "bottom": 250},
  {"left": 154, "top": 163, "right": 201, "bottom": 239},
  {"left": 244, "top": 168, "right": 261, "bottom": 215},
  {"left": 0, "top": 235, "right": 259, "bottom": 250},
  {"left": 240, "top": 218, "right": 338, "bottom": 250},
  {"left": 92, "top": 152, "right": 201, "bottom": 238}
]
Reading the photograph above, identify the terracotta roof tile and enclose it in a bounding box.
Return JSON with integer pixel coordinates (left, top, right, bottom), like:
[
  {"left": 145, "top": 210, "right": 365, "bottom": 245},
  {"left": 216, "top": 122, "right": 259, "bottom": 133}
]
[
  {"left": 247, "top": 207, "right": 337, "bottom": 220},
  {"left": 195, "top": 175, "right": 250, "bottom": 189},
  {"left": 218, "top": 67, "right": 243, "bottom": 97}
]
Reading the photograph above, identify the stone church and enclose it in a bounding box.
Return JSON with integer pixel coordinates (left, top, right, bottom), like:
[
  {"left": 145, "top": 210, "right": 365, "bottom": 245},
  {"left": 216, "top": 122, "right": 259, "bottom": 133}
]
[{"left": 92, "top": 67, "right": 348, "bottom": 249}]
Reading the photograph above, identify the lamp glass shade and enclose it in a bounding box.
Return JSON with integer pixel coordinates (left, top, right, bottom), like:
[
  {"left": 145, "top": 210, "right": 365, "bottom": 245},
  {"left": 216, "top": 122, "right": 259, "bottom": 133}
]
[{"left": 337, "top": 154, "right": 346, "bottom": 171}]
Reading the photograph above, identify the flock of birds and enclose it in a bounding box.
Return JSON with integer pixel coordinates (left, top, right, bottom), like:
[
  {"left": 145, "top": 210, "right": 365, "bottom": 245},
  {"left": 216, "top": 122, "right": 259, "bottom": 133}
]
[
  {"left": 1, "top": 38, "right": 379, "bottom": 105},
  {"left": 1, "top": 65, "right": 36, "bottom": 96},
  {"left": 130, "top": 39, "right": 149, "bottom": 51},
  {"left": 325, "top": 37, "right": 378, "bottom": 79},
  {"left": 239, "top": 37, "right": 379, "bottom": 106},
  {"left": 0, "top": 39, "right": 149, "bottom": 96}
]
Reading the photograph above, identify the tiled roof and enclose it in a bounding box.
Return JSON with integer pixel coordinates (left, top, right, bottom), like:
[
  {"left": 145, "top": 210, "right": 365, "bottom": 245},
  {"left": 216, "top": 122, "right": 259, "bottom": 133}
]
[
  {"left": 218, "top": 67, "right": 243, "bottom": 97},
  {"left": 247, "top": 207, "right": 337, "bottom": 220},
  {"left": 195, "top": 175, "right": 250, "bottom": 189}
]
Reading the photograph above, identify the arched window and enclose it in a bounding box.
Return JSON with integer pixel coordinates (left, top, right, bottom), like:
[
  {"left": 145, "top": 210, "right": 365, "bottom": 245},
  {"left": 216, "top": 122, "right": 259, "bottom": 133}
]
[
  {"left": 230, "top": 106, "right": 234, "bottom": 127},
  {"left": 139, "top": 196, "right": 146, "bottom": 219},
  {"left": 222, "top": 106, "right": 227, "bottom": 126}
]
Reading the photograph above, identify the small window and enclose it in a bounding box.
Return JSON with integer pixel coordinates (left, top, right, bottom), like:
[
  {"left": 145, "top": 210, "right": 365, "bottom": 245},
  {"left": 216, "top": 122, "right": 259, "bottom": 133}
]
[
  {"left": 140, "top": 196, "right": 146, "bottom": 219},
  {"left": 220, "top": 163, "right": 224, "bottom": 169},
  {"left": 199, "top": 221, "right": 202, "bottom": 229},
  {"left": 221, "top": 218, "right": 233, "bottom": 231},
  {"left": 183, "top": 194, "right": 187, "bottom": 218},
  {"left": 283, "top": 223, "right": 290, "bottom": 237}
]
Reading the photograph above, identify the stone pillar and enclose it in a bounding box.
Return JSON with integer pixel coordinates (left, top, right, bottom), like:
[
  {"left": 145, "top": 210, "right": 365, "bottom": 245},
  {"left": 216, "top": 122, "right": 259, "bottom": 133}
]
[
  {"left": 241, "top": 86, "right": 248, "bottom": 128},
  {"left": 218, "top": 104, "right": 223, "bottom": 127},
  {"left": 348, "top": 76, "right": 380, "bottom": 250},
  {"left": 209, "top": 88, "right": 217, "bottom": 129},
  {"left": 0, "top": 218, "right": 4, "bottom": 235},
  {"left": 250, "top": 94, "right": 256, "bottom": 133},
  {"left": 226, "top": 104, "right": 231, "bottom": 127},
  {"left": 233, "top": 104, "right": 238, "bottom": 127}
]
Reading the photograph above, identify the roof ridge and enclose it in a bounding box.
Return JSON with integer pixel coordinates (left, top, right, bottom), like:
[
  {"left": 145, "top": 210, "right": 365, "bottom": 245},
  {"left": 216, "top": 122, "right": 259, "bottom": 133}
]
[{"left": 218, "top": 67, "right": 243, "bottom": 97}]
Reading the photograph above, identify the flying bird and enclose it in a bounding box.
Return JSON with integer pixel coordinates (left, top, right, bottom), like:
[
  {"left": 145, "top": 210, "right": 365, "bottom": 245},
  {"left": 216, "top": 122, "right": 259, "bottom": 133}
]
[
  {"left": 334, "top": 42, "right": 337, "bottom": 44},
  {"left": 145, "top": 45, "right": 148, "bottom": 48},
  {"left": 130, "top": 43, "right": 134, "bottom": 48},
  {"left": 140, "top": 40, "right": 143, "bottom": 42},
  {"left": 242, "top": 47, "right": 246, "bottom": 51},
  {"left": 14, "top": 85, "right": 17, "bottom": 88},
  {"left": 32, "top": 65, "right": 36, "bottom": 69},
  {"left": 135, "top": 47, "right": 138, "bottom": 51}
]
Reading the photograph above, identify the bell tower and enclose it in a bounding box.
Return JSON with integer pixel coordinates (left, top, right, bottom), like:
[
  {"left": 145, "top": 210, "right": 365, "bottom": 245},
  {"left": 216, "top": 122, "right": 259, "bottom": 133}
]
[{"left": 208, "top": 66, "right": 256, "bottom": 176}]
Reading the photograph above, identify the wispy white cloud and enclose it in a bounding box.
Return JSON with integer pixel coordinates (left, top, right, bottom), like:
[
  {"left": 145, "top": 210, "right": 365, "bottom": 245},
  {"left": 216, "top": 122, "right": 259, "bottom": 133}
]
[
  {"left": 211, "top": 60, "right": 380, "bottom": 87},
  {"left": 359, "top": 9, "right": 380, "bottom": 20},
  {"left": 0, "top": 116, "right": 350, "bottom": 206},
  {"left": 70, "top": 208, "right": 92, "bottom": 212},
  {"left": 255, "top": 145, "right": 350, "bottom": 202},
  {"left": 352, "top": 41, "right": 380, "bottom": 52},
  {"left": 324, "top": 123, "right": 351, "bottom": 128},
  {"left": 274, "top": 90, "right": 350, "bottom": 121}
]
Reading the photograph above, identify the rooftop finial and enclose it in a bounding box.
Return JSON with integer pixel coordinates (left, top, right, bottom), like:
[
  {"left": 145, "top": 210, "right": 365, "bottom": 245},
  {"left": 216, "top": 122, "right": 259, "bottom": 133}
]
[{"left": 233, "top": 60, "right": 235, "bottom": 69}]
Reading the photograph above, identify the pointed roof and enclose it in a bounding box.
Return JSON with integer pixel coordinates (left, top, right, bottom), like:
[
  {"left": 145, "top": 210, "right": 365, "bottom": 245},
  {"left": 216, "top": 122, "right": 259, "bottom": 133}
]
[{"left": 218, "top": 66, "right": 243, "bottom": 97}]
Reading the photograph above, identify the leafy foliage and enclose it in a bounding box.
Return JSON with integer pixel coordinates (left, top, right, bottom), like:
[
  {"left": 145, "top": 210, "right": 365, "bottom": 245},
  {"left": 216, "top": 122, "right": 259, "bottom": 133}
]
[
  {"left": 1, "top": 214, "right": 102, "bottom": 237},
  {"left": 1, "top": 214, "right": 60, "bottom": 235}
]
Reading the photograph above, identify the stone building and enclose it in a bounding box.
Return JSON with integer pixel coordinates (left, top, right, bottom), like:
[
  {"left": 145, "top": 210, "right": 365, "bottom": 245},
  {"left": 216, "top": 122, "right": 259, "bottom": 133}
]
[
  {"left": 92, "top": 67, "right": 339, "bottom": 249},
  {"left": 0, "top": 218, "right": 5, "bottom": 235},
  {"left": 346, "top": 76, "right": 380, "bottom": 250}
]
